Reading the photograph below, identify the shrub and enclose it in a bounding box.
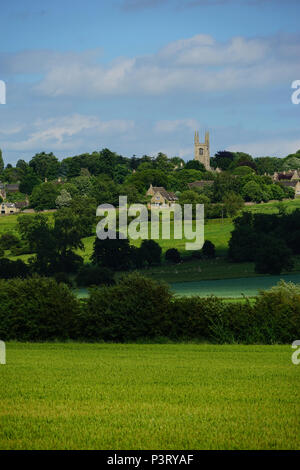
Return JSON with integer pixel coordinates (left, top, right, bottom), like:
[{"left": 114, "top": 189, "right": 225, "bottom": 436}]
[
  {"left": 0, "top": 276, "right": 80, "bottom": 340},
  {"left": 0, "top": 232, "right": 20, "bottom": 250},
  {"left": 252, "top": 281, "right": 300, "bottom": 343},
  {"left": 81, "top": 273, "right": 171, "bottom": 340}
]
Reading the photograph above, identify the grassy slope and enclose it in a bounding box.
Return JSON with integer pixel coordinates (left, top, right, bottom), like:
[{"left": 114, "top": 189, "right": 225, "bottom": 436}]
[{"left": 1, "top": 343, "right": 299, "bottom": 450}]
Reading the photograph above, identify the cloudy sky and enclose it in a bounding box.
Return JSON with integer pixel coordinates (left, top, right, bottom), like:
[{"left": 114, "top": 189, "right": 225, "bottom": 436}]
[{"left": 0, "top": 0, "right": 300, "bottom": 165}]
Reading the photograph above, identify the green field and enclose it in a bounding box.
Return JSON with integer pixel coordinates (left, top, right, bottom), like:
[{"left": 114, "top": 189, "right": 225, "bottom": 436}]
[
  {"left": 2, "top": 199, "right": 300, "bottom": 287},
  {"left": 1, "top": 343, "right": 299, "bottom": 450}
]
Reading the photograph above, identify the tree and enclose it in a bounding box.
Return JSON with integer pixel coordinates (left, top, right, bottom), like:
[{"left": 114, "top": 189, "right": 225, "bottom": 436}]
[
  {"left": 19, "top": 167, "right": 42, "bottom": 194},
  {"left": 223, "top": 191, "right": 244, "bottom": 217},
  {"left": 0, "top": 258, "right": 29, "bottom": 279},
  {"left": 254, "top": 156, "right": 283, "bottom": 175},
  {"left": 202, "top": 240, "right": 216, "bottom": 259},
  {"left": 18, "top": 214, "right": 57, "bottom": 274},
  {"left": 55, "top": 189, "right": 72, "bottom": 208},
  {"left": 241, "top": 180, "right": 263, "bottom": 202},
  {"left": 165, "top": 248, "right": 181, "bottom": 264},
  {"left": 185, "top": 160, "right": 205, "bottom": 171},
  {"left": 270, "top": 184, "right": 285, "bottom": 201},
  {"left": 212, "top": 151, "right": 235, "bottom": 171},
  {"left": 18, "top": 212, "right": 84, "bottom": 274},
  {"left": 0, "top": 232, "right": 21, "bottom": 250},
  {"left": 179, "top": 190, "right": 201, "bottom": 205},
  {"left": 29, "top": 152, "right": 60, "bottom": 180},
  {"left": 92, "top": 236, "right": 133, "bottom": 270},
  {"left": 228, "top": 212, "right": 257, "bottom": 262},
  {"left": 139, "top": 239, "right": 162, "bottom": 266},
  {"left": 254, "top": 236, "right": 293, "bottom": 275},
  {"left": 76, "top": 265, "right": 114, "bottom": 287},
  {"left": 30, "top": 182, "right": 60, "bottom": 210}
]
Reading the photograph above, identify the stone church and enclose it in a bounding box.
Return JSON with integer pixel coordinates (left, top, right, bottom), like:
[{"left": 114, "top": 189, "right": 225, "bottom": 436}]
[{"left": 194, "top": 131, "right": 211, "bottom": 171}]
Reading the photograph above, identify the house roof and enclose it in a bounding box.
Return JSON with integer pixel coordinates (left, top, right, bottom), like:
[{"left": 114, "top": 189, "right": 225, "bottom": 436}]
[
  {"left": 279, "top": 180, "right": 298, "bottom": 187},
  {"left": 152, "top": 187, "right": 178, "bottom": 201},
  {"left": 1, "top": 203, "right": 16, "bottom": 208}
]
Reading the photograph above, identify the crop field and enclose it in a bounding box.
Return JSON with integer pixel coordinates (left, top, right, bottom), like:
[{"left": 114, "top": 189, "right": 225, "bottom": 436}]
[{"left": 0, "top": 343, "right": 299, "bottom": 450}]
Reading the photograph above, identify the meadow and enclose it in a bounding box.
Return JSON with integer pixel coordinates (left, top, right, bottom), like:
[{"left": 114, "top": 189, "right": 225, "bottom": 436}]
[{"left": 0, "top": 343, "right": 299, "bottom": 450}]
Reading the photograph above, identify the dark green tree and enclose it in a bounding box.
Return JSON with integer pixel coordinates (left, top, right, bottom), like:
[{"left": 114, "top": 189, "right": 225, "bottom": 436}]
[{"left": 254, "top": 236, "right": 293, "bottom": 275}]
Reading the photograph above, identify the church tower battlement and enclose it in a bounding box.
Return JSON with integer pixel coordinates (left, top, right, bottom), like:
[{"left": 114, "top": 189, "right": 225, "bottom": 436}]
[{"left": 194, "top": 130, "right": 210, "bottom": 171}]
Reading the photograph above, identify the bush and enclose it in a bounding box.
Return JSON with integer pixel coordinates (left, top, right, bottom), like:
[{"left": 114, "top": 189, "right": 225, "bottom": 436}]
[
  {"left": 81, "top": 273, "right": 171, "bottom": 340},
  {"left": 0, "top": 232, "right": 20, "bottom": 250},
  {"left": 1, "top": 273, "right": 299, "bottom": 344},
  {"left": 252, "top": 281, "right": 300, "bottom": 343},
  {"left": 0, "top": 276, "right": 80, "bottom": 340},
  {"left": 165, "top": 248, "right": 181, "bottom": 264}
]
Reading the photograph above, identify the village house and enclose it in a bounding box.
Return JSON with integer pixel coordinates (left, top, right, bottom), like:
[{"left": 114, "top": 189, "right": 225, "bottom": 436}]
[
  {"left": 272, "top": 170, "right": 300, "bottom": 182},
  {"left": 0, "top": 202, "right": 19, "bottom": 215},
  {"left": 146, "top": 184, "right": 178, "bottom": 207},
  {"left": 279, "top": 180, "right": 300, "bottom": 196}
]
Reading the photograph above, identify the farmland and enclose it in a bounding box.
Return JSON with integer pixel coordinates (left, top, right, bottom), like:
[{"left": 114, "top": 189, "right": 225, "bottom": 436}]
[
  {"left": 2, "top": 199, "right": 300, "bottom": 289},
  {"left": 1, "top": 343, "right": 299, "bottom": 450}
]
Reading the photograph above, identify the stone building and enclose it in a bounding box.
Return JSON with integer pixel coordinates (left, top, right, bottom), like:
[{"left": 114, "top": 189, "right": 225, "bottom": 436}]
[
  {"left": 273, "top": 170, "right": 300, "bottom": 182},
  {"left": 194, "top": 131, "right": 210, "bottom": 171},
  {"left": 146, "top": 184, "right": 178, "bottom": 207},
  {"left": 279, "top": 180, "right": 300, "bottom": 196},
  {"left": 0, "top": 202, "right": 18, "bottom": 215}
]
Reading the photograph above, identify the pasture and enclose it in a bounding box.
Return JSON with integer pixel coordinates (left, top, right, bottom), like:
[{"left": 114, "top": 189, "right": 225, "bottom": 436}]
[{"left": 0, "top": 343, "right": 299, "bottom": 450}]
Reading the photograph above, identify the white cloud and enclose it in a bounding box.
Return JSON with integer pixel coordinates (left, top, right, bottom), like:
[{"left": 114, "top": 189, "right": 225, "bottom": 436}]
[
  {"left": 2, "top": 33, "right": 298, "bottom": 98},
  {"left": 2, "top": 114, "right": 135, "bottom": 151}
]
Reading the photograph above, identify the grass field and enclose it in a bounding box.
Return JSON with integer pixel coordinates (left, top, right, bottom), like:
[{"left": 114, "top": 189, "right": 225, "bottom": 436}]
[
  {"left": 2, "top": 199, "right": 300, "bottom": 286},
  {"left": 0, "top": 343, "right": 299, "bottom": 450}
]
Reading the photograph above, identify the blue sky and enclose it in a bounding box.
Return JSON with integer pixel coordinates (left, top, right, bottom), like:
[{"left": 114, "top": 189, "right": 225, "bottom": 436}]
[{"left": 0, "top": 0, "right": 300, "bottom": 164}]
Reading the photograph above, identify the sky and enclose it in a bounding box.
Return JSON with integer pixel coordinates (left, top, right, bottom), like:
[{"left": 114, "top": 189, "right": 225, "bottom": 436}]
[{"left": 0, "top": 0, "right": 300, "bottom": 165}]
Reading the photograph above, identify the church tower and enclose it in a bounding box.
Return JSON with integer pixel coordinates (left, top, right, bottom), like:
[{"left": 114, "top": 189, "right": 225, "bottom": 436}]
[{"left": 194, "top": 130, "right": 210, "bottom": 171}]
